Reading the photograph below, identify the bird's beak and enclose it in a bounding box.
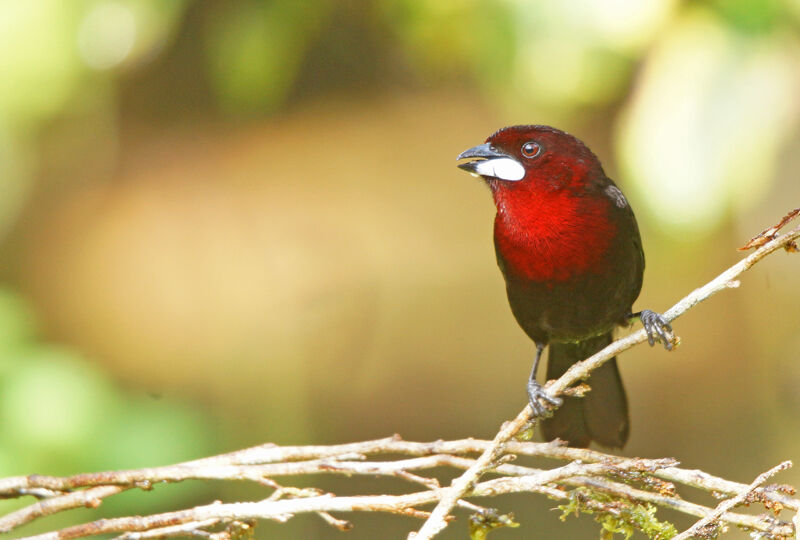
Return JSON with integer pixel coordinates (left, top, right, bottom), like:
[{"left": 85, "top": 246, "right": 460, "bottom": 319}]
[
  {"left": 456, "top": 143, "right": 507, "bottom": 162},
  {"left": 456, "top": 143, "right": 525, "bottom": 181}
]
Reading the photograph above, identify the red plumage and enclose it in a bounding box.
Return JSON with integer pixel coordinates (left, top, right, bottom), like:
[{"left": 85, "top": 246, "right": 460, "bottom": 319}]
[{"left": 492, "top": 183, "right": 616, "bottom": 283}]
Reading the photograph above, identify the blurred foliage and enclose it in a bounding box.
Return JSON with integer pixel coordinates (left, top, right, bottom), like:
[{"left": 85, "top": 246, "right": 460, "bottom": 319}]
[
  {"left": 709, "top": 0, "right": 783, "bottom": 34},
  {"left": 0, "top": 1, "right": 799, "bottom": 538},
  {"left": 379, "top": 0, "right": 676, "bottom": 109},
  {"left": 618, "top": 7, "right": 800, "bottom": 234},
  {"left": 204, "top": 1, "right": 332, "bottom": 114},
  {"left": 2, "top": 0, "right": 799, "bottom": 238},
  {"left": 0, "top": 289, "right": 214, "bottom": 526},
  {"left": 0, "top": 0, "right": 187, "bottom": 241}
]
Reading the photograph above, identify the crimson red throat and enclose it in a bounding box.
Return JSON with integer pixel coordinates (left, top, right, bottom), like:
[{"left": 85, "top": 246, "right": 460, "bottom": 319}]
[{"left": 457, "top": 125, "right": 673, "bottom": 448}]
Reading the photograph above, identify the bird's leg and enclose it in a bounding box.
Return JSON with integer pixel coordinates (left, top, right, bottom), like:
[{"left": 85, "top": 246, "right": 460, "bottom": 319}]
[
  {"left": 526, "top": 342, "right": 563, "bottom": 418},
  {"left": 630, "top": 310, "right": 674, "bottom": 350}
]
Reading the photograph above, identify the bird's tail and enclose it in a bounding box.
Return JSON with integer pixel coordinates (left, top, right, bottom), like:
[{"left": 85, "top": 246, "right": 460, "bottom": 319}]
[{"left": 540, "top": 333, "right": 629, "bottom": 448}]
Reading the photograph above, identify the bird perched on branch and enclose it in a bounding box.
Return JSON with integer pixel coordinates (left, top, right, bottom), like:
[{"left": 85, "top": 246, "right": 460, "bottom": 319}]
[{"left": 456, "top": 125, "right": 673, "bottom": 448}]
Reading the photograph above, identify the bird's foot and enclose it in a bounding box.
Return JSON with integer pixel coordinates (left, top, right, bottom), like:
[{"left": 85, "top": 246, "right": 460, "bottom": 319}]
[
  {"left": 639, "top": 309, "right": 674, "bottom": 350},
  {"left": 526, "top": 379, "right": 563, "bottom": 419}
]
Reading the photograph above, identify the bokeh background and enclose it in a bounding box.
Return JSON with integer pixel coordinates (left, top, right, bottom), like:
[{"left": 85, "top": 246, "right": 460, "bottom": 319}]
[{"left": 1, "top": 1, "right": 800, "bottom": 538}]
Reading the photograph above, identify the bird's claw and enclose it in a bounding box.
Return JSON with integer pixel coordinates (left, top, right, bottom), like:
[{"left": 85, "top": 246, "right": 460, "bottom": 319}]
[
  {"left": 639, "top": 309, "right": 674, "bottom": 350},
  {"left": 526, "top": 380, "right": 563, "bottom": 419}
]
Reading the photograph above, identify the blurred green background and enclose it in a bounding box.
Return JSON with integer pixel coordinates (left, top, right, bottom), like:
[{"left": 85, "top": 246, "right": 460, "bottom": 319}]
[{"left": 1, "top": 1, "right": 800, "bottom": 538}]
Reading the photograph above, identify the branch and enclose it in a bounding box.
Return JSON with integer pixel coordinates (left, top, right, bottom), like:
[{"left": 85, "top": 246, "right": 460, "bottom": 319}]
[
  {"left": 1, "top": 437, "right": 797, "bottom": 539},
  {"left": 1, "top": 212, "right": 798, "bottom": 540},
  {"left": 412, "top": 214, "right": 800, "bottom": 539},
  {"left": 673, "top": 461, "right": 793, "bottom": 539}
]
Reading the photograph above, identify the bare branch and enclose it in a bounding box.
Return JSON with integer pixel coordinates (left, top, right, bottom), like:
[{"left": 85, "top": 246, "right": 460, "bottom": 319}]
[
  {"left": 1, "top": 437, "right": 796, "bottom": 539},
  {"left": 674, "top": 461, "right": 793, "bottom": 540},
  {"left": 114, "top": 518, "right": 223, "bottom": 539}
]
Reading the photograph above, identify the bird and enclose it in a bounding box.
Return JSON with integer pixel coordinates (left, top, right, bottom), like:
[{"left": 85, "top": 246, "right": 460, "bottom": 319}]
[{"left": 456, "top": 125, "right": 673, "bottom": 448}]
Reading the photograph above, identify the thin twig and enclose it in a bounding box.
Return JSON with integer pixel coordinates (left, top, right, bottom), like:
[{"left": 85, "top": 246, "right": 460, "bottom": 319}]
[
  {"left": 408, "top": 406, "right": 534, "bottom": 539},
  {"left": 315, "top": 511, "right": 353, "bottom": 531},
  {"left": 0, "top": 485, "right": 125, "bottom": 534},
  {"left": 674, "top": 461, "right": 793, "bottom": 540},
  {"left": 114, "top": 518, "right": 222, "bottom": 539}
]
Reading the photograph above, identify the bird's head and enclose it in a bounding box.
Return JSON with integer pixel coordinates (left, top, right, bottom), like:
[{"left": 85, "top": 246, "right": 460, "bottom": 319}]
[{"left": 456, "top": 125, "right": 604, "bottom": 191}]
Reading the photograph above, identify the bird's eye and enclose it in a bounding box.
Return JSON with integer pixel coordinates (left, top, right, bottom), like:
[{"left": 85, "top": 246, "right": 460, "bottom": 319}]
[{"left": 521, "top": 141, "right": 541, "bottom": 158}]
